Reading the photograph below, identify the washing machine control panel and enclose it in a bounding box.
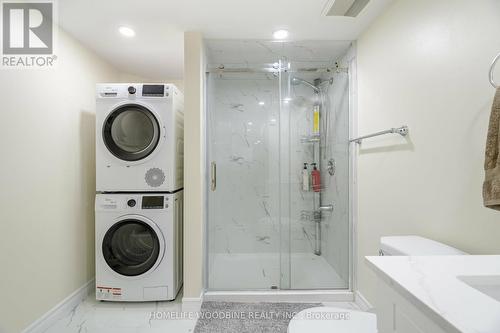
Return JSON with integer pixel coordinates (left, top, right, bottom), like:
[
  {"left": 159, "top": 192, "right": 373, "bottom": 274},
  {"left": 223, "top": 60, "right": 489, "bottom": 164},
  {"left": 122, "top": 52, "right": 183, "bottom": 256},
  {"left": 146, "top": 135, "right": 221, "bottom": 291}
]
[
  {"left": 96, "top": 195, "right": 170, "bottom": 211},
  {"left": 127, "top": 86, "right": 136, "bottom": 94}
]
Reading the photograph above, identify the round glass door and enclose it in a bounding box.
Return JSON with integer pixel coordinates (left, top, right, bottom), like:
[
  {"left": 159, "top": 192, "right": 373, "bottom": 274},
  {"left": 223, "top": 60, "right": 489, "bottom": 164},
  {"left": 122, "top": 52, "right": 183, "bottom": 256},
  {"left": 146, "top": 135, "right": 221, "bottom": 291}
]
[
  {"left": 103, "top": 104, "right": 160, "bottom": 161},
  {"left": 102, "top": 219, "right": 161, "bottom": 276}
]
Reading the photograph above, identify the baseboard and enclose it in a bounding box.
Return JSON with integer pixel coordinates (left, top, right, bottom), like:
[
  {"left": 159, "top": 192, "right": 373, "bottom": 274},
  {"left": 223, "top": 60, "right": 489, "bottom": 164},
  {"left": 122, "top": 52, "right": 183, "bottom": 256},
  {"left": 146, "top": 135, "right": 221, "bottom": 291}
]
[
  {"left": 354, "top": 290, "right": 373, "bottom": 312},
  {"left": 182, "top": 291, "right": 204, "bottom": 312},
  {"left": 22, "top": 279, "right": 94, "bottom": 333}
]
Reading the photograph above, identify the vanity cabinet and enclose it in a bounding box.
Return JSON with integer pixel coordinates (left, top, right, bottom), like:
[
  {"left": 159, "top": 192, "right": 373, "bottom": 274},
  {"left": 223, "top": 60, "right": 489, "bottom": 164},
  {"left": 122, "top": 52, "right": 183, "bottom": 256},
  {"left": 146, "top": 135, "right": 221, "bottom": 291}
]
[
  {"left": 367, "top": 255, "right": 500, "bottom": 333},
  {"left": 374, "top": 278, "right": 452, "bottom": 333}
]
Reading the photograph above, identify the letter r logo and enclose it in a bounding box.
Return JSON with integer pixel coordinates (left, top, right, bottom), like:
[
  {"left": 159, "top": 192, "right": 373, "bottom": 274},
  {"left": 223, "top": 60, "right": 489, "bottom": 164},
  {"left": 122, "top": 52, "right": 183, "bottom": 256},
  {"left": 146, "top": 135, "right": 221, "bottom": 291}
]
[{"left": 2, "top": 2, "right": 53, "bottom": 54}]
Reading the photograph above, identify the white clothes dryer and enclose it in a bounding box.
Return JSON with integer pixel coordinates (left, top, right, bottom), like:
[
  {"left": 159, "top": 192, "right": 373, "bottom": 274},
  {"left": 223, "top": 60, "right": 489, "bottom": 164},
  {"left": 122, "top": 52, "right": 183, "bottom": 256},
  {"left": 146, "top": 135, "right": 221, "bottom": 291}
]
[{"left": 96, "top": 83, "right": 183, "bottom": 192}]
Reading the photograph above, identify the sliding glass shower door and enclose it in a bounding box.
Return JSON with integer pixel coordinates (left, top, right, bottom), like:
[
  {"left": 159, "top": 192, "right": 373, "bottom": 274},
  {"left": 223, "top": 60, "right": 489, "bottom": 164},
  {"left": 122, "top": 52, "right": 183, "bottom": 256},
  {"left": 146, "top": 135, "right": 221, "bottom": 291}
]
[
  {"left": 206, "top": 68, "right": 287, "bottom": 290},
  {"left": 206, "top": 59, "right": 350, "bottom": 291}
]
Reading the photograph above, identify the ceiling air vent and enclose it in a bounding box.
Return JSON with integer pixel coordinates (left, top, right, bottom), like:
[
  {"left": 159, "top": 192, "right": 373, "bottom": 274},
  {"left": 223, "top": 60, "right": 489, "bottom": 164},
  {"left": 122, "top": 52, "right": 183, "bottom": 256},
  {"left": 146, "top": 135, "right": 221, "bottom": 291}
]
[{"left": 323, "top": 0, "right": 371, "bottom": 17}]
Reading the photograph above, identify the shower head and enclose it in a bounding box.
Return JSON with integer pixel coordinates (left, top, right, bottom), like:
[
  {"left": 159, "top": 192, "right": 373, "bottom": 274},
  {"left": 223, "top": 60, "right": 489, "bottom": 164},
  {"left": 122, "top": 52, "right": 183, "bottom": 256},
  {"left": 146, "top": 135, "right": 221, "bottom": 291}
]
[{"left": 291, "top": 77, "right": 320, "bottom": 93}]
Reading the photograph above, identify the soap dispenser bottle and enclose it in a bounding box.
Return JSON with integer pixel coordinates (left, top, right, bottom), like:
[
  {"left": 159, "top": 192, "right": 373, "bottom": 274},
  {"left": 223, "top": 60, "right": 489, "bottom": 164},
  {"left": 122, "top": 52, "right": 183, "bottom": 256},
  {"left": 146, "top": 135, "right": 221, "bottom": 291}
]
[
  {"left": 311, "top": 163, "right": 321, "bottom": 192},
  {"left": 302, "top": 163, "right": 309, "bottom": 191}
]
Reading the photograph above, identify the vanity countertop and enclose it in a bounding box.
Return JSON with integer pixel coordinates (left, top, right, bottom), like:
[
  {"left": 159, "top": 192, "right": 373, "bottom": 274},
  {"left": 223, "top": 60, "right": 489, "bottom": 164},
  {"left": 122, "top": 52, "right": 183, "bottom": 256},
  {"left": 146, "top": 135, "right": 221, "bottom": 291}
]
[{"left": 365, "top": 255, "right": 500, "bottom": 333}]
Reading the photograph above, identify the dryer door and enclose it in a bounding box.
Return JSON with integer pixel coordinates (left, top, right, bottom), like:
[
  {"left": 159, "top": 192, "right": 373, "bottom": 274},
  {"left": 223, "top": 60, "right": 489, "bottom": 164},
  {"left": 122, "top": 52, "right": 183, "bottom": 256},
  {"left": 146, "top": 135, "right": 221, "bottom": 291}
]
[
  {"left": 103, "top": 104, "right": 160, "bottom": 161},
  {"left": 102, "top": 218, "right": 162, "bottom": 276}
]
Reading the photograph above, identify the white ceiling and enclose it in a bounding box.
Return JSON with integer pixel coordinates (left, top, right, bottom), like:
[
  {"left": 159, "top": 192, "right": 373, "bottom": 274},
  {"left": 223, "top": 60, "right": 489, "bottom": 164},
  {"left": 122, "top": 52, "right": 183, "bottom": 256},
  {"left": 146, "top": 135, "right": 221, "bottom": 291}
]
[{"left": 58, "top": 0, "right": 393, "bottom": 80}]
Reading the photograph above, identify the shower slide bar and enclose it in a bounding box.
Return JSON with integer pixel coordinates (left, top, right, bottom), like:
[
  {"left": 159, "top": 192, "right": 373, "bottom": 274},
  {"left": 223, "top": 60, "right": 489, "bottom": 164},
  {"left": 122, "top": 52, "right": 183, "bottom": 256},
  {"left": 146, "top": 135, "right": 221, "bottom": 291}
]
[{"left": 350, "top": 125, "right": 409, "bottom": 144}]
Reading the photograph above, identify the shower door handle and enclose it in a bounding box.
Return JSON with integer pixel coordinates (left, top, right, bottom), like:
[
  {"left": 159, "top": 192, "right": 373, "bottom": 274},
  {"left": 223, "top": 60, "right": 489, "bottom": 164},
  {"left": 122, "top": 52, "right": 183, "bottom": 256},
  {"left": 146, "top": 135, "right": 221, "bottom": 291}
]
[{"left": 210, "top": 161, "right": 217, "bottom": 191}]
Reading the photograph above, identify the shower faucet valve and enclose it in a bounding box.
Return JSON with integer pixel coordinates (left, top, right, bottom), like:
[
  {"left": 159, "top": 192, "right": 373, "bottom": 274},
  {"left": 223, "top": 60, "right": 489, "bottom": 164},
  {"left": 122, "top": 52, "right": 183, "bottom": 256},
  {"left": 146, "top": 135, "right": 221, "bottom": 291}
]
[{"left": 319, "top": 204, "right": 334, "bottom": 213}]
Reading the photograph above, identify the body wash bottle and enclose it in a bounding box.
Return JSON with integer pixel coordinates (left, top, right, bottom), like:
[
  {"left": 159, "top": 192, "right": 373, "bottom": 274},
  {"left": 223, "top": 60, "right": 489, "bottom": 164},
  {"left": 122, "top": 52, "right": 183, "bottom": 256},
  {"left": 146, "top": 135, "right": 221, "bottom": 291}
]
[
  {"left": 302, "top": 163, "right": 309, "bottom": 191},
  {"left": 311, "top": 163, "right": 321, "bottom": 192}
]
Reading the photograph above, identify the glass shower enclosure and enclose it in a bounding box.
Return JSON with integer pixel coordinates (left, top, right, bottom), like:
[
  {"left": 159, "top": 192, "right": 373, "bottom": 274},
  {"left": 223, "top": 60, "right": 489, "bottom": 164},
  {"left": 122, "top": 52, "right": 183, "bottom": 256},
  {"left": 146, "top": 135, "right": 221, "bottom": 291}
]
[{"left": 206, "top": 40, "right": 352, "bottom": 291}]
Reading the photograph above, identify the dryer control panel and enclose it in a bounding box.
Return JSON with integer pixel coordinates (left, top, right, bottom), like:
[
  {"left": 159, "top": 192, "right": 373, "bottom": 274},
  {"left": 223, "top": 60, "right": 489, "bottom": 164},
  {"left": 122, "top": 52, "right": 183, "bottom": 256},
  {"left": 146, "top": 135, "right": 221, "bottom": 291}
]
[
  {"left": 142, "top": 195, "right": 164, "bottom": 209},
  {"left": 142, "top": 85, "right": 166, "bottom": 97},
  {"left": 96, "top": 83, "right": 172, "bottom": 99}
]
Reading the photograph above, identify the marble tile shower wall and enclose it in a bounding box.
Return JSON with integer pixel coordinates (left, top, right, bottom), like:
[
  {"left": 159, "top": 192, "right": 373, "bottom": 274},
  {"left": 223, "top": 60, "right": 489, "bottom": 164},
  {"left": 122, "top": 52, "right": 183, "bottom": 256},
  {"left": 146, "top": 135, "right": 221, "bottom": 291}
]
[
  {"left": 207, "top": 74, "right": 318, "bottom": 259},
  {"left": 319, "top": 71, "right": 350, "bottom": 284},
  {"left": 205, "top": 40, "right": 352, "bottom": 70}
]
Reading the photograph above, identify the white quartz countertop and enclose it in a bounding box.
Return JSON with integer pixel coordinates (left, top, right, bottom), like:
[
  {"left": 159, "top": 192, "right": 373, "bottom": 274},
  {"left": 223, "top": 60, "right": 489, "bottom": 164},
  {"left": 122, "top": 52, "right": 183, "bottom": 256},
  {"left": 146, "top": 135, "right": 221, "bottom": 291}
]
[{"left": 365, "top": 255, "right": 500, "bottom": 333}]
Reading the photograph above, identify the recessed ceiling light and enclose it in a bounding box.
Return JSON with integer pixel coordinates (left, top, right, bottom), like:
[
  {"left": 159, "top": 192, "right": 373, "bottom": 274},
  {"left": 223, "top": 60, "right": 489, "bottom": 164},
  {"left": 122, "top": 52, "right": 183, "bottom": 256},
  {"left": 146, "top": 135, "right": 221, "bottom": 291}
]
[
  {"left": 119, "top": 26, "right": 135, "bottom": 37},
  {"left": 273, "top": 29, "right": 289, "bottom": 40},
  {"left": 258, "top": 101, "right": 265, "bottom": 106}
]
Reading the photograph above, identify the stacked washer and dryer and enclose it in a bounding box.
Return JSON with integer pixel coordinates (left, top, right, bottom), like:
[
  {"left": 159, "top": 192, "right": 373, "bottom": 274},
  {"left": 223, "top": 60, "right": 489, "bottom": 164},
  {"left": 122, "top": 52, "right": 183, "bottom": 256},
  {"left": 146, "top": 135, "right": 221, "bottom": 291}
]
[{"left": 94, "top": 83, "right": 184, "bottom": 301}]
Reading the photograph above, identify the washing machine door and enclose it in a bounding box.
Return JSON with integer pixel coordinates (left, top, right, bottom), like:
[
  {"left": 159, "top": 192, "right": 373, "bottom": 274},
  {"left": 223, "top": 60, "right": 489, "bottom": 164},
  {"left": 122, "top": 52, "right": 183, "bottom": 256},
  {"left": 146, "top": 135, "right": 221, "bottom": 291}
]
[
  {"left": 102, "top": 104, "right": 160, "bottom": 162},
  {"left": 102, "top": 218, "right": 162, "bottom": 276}
]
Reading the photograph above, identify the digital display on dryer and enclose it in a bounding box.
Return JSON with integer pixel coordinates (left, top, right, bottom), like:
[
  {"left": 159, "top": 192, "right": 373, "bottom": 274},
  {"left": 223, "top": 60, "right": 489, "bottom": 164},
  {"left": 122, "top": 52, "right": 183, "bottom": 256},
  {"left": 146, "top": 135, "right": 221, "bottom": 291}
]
[
  {"left": 142, "top": 85, "right": 164, "bottom": 97},
  {"left": 142, "top": 196, "right": 164, "bottom": 209}
]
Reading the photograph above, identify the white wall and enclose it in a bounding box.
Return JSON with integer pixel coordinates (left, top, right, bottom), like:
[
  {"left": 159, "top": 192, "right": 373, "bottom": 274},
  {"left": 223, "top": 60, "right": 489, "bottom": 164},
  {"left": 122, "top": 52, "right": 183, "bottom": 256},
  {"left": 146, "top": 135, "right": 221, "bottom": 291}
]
[
  {"left": 117, "top": 72, "right": 184, "bottom": 93},
  {"left": 356, "top": 0, "right": 500, "bottom": 303},
  {"left": 0, "top": 27, "right": 134, "bottom": 332},
  {"left": 183, "top": 32, "right": 206, "bottom": 300}
]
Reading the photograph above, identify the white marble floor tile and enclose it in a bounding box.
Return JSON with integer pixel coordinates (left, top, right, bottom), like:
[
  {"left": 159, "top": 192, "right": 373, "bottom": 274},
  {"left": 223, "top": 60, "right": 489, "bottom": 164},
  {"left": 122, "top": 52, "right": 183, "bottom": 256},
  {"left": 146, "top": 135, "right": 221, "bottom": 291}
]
[
  {"left": 42, "top": 288, "right": 360, "bottom": 333},
  {"left": 43, "top": 290, "right": 196, "bottom": 333}
]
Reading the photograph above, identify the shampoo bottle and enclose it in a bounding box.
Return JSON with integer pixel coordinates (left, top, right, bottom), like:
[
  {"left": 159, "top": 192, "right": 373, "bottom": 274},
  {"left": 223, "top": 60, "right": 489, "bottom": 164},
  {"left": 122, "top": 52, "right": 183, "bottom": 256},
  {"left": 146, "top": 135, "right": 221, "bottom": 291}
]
[
  {"left": 311, "top": 163, "right": 321, "bottom": 192},
  {"left": 302, "top": 163, "right": 309, "bottom": 191},
  {"left": 312, "top": 105, "right": 320, "bottom": 136}
]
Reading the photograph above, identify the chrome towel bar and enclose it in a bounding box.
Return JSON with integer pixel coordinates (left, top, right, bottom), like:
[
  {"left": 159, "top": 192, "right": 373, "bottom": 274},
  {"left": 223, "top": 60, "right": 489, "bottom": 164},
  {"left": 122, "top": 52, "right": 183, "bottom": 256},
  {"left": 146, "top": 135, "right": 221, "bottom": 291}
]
[
  {"left": 489, "top": 52, "right": 500, "bottom": 88},
  {"left": 350, "top": 126, "right": 409, "bottom": 144}
]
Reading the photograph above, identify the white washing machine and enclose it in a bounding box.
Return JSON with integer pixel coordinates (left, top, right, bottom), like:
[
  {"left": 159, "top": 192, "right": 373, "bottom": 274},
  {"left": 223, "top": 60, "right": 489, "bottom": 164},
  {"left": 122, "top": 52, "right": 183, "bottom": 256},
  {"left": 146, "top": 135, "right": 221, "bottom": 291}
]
[
  {"left": 96, "top": 83, "right": 184, "bottom": 192},
  {"left": 95, "top": 192, "right": 183, "bottom": 301}
]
